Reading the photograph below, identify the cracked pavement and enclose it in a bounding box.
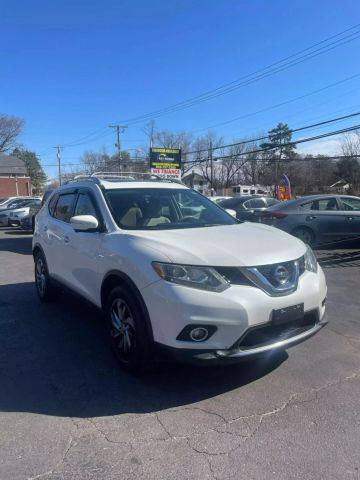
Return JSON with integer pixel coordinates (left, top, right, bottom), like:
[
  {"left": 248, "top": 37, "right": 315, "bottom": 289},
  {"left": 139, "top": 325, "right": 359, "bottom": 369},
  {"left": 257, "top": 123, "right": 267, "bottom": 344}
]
[{"left": 0, "top": 229, "right": 359, "bottom": 480}]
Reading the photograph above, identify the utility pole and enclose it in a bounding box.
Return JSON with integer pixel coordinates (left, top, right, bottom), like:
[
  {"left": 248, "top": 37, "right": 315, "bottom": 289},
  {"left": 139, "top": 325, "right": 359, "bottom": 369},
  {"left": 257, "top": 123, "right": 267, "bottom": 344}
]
[
  {"left": 54, "top": 145, "right": 62, "bottom": 185},
  {"left": 109, "top": 125, "right": 127, "bottom": 172},
  {"left": 209, "top": 140, "right": 214, "bottom": 196}
]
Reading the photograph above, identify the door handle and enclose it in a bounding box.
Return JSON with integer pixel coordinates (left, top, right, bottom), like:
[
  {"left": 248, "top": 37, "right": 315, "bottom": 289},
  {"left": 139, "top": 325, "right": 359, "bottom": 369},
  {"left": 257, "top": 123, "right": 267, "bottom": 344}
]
[
  {"left": 306, "top": 215, "right": 316, "bottom": 221},
  {"left": 346, "top": 216, "right": 354, "bottom": 221},
  {"left": 63, "top": 235, "right": 70, "bottom": 243}
]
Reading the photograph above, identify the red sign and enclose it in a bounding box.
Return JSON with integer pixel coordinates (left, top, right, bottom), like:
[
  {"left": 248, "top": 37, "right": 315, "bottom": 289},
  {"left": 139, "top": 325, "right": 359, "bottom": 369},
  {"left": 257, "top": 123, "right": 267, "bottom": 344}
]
[{"left": 276, "top": 174, "right": 291, "bottom": 201}]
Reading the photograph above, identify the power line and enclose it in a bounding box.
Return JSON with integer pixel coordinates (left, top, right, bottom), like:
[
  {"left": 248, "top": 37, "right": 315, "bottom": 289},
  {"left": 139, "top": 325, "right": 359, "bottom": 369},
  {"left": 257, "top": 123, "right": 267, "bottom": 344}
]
[
  {"left": 120, "top": 25, "right": 360, "bottom": 125},
  {"left": 184, "top": 109, "right": 360, "bottom": 155},
  {"left": 183, "top": 123, "right": 360, "bottom": 163},
  {"left": 190, "top": 73, "right": 360, "bottom": 134},
  {"left": 39, "top": 23, "right": 360, "bottom": 150}
]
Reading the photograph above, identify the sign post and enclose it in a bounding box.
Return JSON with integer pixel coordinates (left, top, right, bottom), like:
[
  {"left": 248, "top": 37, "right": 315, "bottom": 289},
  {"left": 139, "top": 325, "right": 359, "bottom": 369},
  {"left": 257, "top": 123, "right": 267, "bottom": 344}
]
[{"left": 149, "top": 147, "right": 182, "bottom": 180}]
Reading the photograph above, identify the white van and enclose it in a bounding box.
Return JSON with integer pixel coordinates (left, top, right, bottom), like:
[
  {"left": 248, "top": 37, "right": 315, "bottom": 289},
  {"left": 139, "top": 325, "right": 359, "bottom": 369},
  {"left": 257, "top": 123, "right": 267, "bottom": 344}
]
[{"left": 232, "top": 185, "right": 269, "bottom": 196}]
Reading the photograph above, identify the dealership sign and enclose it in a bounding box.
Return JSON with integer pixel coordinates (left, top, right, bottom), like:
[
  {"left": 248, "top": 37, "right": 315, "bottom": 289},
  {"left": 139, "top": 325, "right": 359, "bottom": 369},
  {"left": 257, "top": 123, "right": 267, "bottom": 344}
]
[
  {"left": 276, "top": 174, "right": 291, "bottom": 201},
  {"left": 149, "top": 147, "right": 181, "bottom": 179}
]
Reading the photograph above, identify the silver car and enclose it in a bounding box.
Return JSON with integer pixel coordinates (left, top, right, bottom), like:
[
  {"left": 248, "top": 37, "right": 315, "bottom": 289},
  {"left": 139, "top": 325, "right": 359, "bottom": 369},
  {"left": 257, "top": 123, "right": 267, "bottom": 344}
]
[{"left": 260, "top": 194, "right": 360, "bottom": 246}]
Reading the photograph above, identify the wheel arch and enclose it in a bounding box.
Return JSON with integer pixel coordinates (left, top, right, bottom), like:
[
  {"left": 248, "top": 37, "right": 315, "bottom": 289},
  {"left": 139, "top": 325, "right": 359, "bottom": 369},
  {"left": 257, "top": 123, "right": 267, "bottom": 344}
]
[
  {"left": 291, "top": 224, "right": 316, "bottom": 243},
  {"left": 101, "top": 270, "right": 154, "bottom": 342}
]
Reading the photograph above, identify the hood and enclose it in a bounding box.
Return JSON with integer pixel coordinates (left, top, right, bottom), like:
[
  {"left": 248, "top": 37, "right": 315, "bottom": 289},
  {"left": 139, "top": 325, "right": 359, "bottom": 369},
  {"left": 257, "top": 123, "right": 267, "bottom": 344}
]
[{"left": 130, "top": 223, "right": 306, "bottom": 267}]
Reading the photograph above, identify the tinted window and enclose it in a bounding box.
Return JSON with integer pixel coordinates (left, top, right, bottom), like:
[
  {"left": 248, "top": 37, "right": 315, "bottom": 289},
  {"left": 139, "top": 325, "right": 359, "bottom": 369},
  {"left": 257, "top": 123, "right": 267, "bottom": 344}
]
[
  {"left": 42, "top": 189, "right": 54, "bottom": 205},
  {"left": 266, "top": 198, "right": 280, "bottom": 207},
  {"left": 340, "top": 197, "right": 360, "bottom": 211},
  {"left": 105, "top": 188, "right": 237, "bottom": 230},
  {"left": 218, "top": 198, "right": 239, "bottom": 209},
  {"left": 48, "top": 194, "right": 58, "bottom": 216},
  {"left": 74, "top": 193, "right": 97, "bottom": 217},
  {"left": 54, "top": 193, "right": 76, "bottom": 222},
  {"left": 245, "top": 198, "right": 266, "bottom": 209},
  {"left": 300, "top": 198, "right": 338, "bottom": 211}
]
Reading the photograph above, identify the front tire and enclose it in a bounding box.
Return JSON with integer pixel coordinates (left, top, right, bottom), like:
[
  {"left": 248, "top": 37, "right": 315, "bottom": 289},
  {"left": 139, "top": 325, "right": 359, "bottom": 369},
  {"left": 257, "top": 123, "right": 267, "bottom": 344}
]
[
  {"left": 292, "top": 226, "right": 315, "bottom": 246},
  {"left": 105, "top": 286, "right": 153, "bottom": 374}
]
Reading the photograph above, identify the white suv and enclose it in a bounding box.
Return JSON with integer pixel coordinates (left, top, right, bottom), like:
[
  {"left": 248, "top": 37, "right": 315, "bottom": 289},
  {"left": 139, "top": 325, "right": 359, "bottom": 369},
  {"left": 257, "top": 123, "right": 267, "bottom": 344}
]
[{"left": 33, "top": 173, "right": 327, "bottom": 372}]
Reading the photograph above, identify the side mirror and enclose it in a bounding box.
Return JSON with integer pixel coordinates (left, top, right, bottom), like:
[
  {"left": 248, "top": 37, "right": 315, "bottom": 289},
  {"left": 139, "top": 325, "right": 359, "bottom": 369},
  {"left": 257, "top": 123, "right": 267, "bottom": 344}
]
[
  {"left": 70, "top": 215, "right": 99, "bottom": 232},
  {"left": 226, "top": 209, "right": 237, "bottom": 217}
]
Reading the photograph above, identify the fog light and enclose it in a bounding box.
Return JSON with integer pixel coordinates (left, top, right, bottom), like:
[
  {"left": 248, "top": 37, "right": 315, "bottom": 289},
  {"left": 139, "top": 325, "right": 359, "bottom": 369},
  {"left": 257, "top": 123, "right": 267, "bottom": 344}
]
[{"left": 189, "top": 327, "right": 209, "bottom": 342}]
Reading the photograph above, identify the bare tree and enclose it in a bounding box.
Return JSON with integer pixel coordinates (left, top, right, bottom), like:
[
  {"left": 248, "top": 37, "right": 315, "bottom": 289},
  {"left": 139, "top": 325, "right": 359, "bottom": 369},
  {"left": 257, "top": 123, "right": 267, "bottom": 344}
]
[
  {"left": 339, "top": 131, "right": 360, "bottom": 193},
  {"left": 81, "top": 149, "right": 112, "bottom": 173},
  {"left": 0, "top": 114, "right": 25, "bottom": 153}
]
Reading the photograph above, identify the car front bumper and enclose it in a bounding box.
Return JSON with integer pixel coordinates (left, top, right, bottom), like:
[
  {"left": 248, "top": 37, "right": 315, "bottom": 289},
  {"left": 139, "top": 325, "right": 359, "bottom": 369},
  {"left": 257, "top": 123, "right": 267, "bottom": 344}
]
[
  {"left": 20, "top": 216, "right": 33, "bottom": 230},
  {"left": 155, "top": 315, "right": 328, "bottom": 364},
  {"left": 8, "top": 218, "right": 20, "bottom": 226},
  {"left": 142, "top": 266, "right": 327, "bottom": 360}
]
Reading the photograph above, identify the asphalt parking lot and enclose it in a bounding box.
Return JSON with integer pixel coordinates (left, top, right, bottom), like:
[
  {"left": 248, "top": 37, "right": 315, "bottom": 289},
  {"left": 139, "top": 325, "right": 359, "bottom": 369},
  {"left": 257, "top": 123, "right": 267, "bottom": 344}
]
[{"left": 0, "top": 228, "right": 359, "bottom": 480}]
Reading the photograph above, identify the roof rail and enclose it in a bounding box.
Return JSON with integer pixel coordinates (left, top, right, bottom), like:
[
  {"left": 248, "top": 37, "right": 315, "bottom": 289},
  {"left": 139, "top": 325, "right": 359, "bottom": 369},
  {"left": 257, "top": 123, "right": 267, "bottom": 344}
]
[{"left": 65, "top": 172, "right": 184, "bottom": 185}]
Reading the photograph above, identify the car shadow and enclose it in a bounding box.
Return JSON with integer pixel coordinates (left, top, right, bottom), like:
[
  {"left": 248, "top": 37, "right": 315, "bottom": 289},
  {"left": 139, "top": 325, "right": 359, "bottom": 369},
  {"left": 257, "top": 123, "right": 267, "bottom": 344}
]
[
  {"left": 0, "top": 232, "right": 32, "bottom": 254},
  {"left": 0, "top": 281, "right": 288, "bottom": 419}
]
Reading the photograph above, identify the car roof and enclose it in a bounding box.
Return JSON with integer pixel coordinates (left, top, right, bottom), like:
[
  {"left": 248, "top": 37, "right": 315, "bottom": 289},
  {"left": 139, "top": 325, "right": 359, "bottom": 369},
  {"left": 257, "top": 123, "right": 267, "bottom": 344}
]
[
  {"left": 99, "top": 180, "right": 188, "bottom": 190},
  {"left": 267, "top": 194, "right": 360, "bottom": 210}
]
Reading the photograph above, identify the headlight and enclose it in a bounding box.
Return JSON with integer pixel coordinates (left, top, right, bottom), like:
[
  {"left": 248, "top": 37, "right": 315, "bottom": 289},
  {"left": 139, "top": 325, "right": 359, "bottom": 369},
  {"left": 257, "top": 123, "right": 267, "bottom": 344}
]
[
  {"left": 304, "top": 245, "right": 318, "bottom": 273},
  {"left": 152, "top": 262, "right": 230, "bottom": 292}
]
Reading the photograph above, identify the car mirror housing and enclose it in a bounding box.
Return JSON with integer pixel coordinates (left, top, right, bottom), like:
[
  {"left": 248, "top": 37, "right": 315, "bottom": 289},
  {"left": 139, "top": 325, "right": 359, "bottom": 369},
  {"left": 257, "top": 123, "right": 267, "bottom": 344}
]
[{"left": 70, "top": 215, "right": 99, "bottom": 232}]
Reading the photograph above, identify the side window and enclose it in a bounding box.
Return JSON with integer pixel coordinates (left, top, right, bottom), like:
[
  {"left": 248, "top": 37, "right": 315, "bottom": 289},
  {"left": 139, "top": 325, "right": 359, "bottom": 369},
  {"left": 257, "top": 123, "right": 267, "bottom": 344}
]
[
  {"left": 48, "top": 194, "right": 58, "bottom": 216},
  {"left": 299, "top": 202, "right": 312, "bottom": 211},
  {"left": 53, "top": 193, "right": 76, "bottom": 222},
  {"left": 74, "top": 193, "right": 98, "bottom": 218},
  {"left": 300, "top": 199, "right": 338, "bottom": 211},
  {"left": 245, "top": 198, "right": 266, "bottom": 209},
  {"left": 317, "top": 198, "right": 338, "bottom": 211},
  {"left": 340, "top": 197, "right": 360, "bottom": 211}
]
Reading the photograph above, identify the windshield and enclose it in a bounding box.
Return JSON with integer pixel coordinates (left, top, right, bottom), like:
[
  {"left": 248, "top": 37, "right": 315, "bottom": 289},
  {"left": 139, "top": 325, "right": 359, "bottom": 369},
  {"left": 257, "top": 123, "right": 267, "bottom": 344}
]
[{"left": 105, "top": 188, "right": 237, "bottom": 230}]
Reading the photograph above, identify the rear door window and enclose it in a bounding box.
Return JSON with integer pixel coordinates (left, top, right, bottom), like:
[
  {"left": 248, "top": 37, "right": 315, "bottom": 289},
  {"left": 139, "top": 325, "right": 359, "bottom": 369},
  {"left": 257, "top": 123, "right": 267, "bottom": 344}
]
[{"left": 300, "top": 198, "right": 338, "bottom": 211}]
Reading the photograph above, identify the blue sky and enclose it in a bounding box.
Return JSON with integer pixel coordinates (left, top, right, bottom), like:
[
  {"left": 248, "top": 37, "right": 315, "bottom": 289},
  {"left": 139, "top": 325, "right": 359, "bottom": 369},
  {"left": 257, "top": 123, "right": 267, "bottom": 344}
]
[{"left": 2, "top": 0, "right": 360, "bottom": 179}]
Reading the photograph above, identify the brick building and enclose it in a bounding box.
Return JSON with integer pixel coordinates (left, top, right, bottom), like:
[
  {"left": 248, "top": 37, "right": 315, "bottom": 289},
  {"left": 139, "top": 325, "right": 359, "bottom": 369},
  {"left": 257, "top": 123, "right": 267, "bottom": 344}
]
[{"left": 0, "top": 153, "right": 31, "bottom": 196}]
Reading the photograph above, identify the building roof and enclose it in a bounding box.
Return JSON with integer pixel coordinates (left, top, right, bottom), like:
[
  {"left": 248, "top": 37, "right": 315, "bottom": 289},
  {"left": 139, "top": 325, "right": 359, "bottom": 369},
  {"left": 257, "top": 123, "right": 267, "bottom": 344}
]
[
  {"left": 182, "top": 171, "right": 206, "bottom": 182},
  {"left": 0, "top": 153, "right": 27, "bottom": 175}
]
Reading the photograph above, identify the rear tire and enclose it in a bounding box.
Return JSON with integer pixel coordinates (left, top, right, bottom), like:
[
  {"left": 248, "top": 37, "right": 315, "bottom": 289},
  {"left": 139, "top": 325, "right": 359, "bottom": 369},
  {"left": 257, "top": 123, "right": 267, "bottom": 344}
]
[
  {"left": 292, "top": 227, "right": 315, "bottom": 246},
  {"left": 34, "top": 251, "right": 58, "bottom": 301},
  {"left": 105, "top": 285, "right": 154, "bottom": 374}
]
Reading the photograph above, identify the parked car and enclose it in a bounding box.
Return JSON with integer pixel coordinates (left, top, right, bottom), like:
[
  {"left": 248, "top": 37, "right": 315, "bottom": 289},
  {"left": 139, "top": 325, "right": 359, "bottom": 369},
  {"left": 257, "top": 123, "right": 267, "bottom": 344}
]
[
  {"left": 0, "top": 196, "right": 33, "bottom": 212},
  {"left": 0, "top": 199, "right": 39, "bottom": 226},
  {"left": 208, "top": 196, "right": 232, "bottom": 205},
  {"left": 33, "top": 173, "right": 327, "bottom": 373},
  {"left": 260, "top": 194, "right": 360, "bottom": 246},
  {"left": 219, "top": 195, "right": 280, "bottom": 222},
  {"left": 7, "top": 199, "right": 42, "bottom": 227},
  {"left": 20, "top": 189, "right": 54, "bottom": 232}
]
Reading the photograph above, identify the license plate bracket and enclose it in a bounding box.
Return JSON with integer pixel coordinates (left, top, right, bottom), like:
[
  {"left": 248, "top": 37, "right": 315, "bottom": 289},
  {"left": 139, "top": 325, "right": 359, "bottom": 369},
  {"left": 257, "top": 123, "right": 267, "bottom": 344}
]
[{"left": 272, "top": 303, "right": 304, "bottom": 325}]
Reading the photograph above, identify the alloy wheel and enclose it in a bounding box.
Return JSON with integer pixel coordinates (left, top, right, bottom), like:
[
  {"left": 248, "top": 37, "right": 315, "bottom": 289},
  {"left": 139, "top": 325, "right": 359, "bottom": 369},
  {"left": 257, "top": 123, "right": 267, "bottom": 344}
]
[
  {"left": 35, "top": 257, "right": 46, "bottom": 297},
  {"left": 110, "top": 298, "right": 136, "bottom": 362}
]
